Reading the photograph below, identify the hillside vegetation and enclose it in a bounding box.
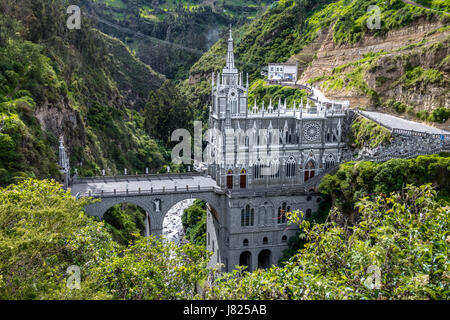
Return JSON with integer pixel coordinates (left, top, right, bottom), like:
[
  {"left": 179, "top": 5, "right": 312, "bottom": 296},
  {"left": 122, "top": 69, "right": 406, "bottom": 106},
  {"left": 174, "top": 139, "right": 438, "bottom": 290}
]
[
  {"left": 86, "top": 0, "right": 271, "bottom": 79},
  {"left": 1, "top": 178, "right": 448, "bottom": 299},
  {"left": 207, "top": 184, "right": 449, "bottom": 300},
  {"left": 0, "top": 0, "right": 194, "bottom": 185}
]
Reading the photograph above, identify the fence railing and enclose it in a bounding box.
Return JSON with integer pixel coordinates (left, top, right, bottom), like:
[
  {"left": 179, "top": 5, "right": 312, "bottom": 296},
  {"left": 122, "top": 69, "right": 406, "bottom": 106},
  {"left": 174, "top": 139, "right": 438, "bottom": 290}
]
[
  {"left": 81, "top": 184, "right": 224, "bottom": 198},
  {"left": 355, "top": 109, "right": 450, "bottom": 139},
  {"left": 74, "top": 171, "right": 204, "bottom": 184}
]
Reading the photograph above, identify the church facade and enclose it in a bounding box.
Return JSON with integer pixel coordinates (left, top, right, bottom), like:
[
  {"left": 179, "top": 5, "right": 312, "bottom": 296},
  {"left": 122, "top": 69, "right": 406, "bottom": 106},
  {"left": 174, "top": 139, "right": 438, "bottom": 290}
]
[{"left": 205, "top": 28, "right": 350, "bottom": 271}]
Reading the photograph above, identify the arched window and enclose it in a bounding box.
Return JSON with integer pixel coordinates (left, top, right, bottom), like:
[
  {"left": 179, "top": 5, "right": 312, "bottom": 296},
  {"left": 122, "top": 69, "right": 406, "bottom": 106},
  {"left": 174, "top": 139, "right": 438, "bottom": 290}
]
[
  {"left": 325, "top": 154, "right": 336, "bottom": 169},
  {"left": 240, "top": 168, "right": 247, "bottom": 189},
  {"left": 243, "top": 239, "right": 249, "bottom": 247},
  {"left": 286, "top": 157, "right": 296, "bottom": 177},
  {"left": 282, "top": 235, "right": 287, "bottom": 242},
  {"left": 254, "top": 159, "right": 263, "bottom": 180},
  {"left": 239, "top": 251, "right": 252, "bottom": 271},
  {"left": 241, "top": 204, "right": 254, "bottom": 227},
  {"left": 306, "top": 208, "right": 312, "bottom": 219},
  {"left": 207, "top": 232, "right": 210, "bottom": 246},
  {"left": 226, "top": 169, "right": 233, "bottom": 189},
  {"left": 270, "top": 159, "right": 280, "bottom": 179},
  {"left": 304, "top": 160, "right": 316, "bottom": 182},
  {"left": 278, "top": 202, "right": 289, "bottom": 224},
  {"left": 232, "top": 100, "right": 237, "bottom": 114},
  {"left": 262, "top": 237, "right": 268, "bottom": 245},
  {"left": 258, "top": 249, "right": 271, "bottom": 269}
]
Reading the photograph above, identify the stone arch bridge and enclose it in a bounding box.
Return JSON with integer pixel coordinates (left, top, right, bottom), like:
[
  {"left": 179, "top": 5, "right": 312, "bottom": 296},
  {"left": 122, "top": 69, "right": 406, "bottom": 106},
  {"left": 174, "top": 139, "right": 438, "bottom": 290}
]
[
  {"left": 70, "top": 169, "right": 332, "bottom": 237},
  {"left": 70, "top": 172, "right": 225, "bottom": 236}
]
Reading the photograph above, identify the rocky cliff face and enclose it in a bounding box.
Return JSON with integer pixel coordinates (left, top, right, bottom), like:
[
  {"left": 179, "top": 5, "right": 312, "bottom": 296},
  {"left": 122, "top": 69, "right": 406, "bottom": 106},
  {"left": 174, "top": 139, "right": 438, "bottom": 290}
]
[
  {"left": 298, "top": 20, "right": 444, "bottom": 84},
  {"left": 297, "top": 19, "right": 449, "bottom": 129}
]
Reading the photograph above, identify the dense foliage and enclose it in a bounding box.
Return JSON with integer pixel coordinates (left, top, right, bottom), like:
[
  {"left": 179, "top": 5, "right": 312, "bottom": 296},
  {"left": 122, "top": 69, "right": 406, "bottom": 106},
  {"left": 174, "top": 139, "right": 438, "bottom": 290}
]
[
  {"left": 207, "top": 184, "right": 450, "bottom": 299},
  {"left": 0, "top": 0, "right": 192, "bottom": 185},
  {"left": 0, "top": 179, "right": 212, "bottom": 299},
  {"left": 349, "top": 115, "right": 392, "bottom": 149},
  {"left": 144, "top": 80, "right": 194, "bottom": 145},
  {"left": 248, "top": 79, "right": 309, "bottom": 107},
  {"left": 103, "top": 203, "right": 146, "bottom": 246},
  {"left": 319, "top": 154, "right": 450, "bottom": 215}
]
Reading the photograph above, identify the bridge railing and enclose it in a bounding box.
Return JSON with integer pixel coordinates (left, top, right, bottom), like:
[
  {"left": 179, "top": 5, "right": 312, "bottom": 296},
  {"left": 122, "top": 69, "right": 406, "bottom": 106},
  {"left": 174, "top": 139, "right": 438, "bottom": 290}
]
[
  {"left": 355, "top": 109, "right": 450, "bottom": 139},
  {"left": 228, "top": 184, "right": 309, "bottom": 197},
  {"left": 80, "top": 184, "right": 224, "bottom": 198},
  {"left": 74, "top": 171, "right": 204, "bottom": 184},
  {"left": 392, "top": 128, "right": 450, "bottom": 139}
]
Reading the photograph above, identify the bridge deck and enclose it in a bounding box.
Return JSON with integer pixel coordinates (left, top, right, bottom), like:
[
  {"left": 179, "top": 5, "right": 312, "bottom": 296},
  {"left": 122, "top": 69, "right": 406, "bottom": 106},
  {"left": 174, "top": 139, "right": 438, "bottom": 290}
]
[
  {"left": 70, "top": 174, "right": 219, "bottom": 197},
  {"left": 360, "top": 111, "right": 450, "bottom": 135}
]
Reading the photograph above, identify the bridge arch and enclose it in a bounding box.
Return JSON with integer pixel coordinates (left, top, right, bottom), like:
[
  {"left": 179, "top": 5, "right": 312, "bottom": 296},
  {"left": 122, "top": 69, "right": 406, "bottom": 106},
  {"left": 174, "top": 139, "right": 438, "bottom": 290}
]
[
  {"left": 85, "top": 197, "right": 153, "bottom": 220},
  {"left": 159, "top": 193, "right": 222, "bottom": 225},
  {"left": 84, "top": 191, "right": 222, "bottom": 238}
]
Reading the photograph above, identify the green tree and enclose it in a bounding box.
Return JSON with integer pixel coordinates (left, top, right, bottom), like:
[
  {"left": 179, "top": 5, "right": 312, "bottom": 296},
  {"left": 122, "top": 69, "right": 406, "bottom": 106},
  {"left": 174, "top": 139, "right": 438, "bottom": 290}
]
[
  {"left": 0, "top": 179, "right": 213, "bottom": 300},
  {"left": 182, "top": 200, "right": 207, "bottom": 246},
  {"left": 0, "top": 179, "right": 116, "bottom": 299},
  {"left": 144, "top": 80, "right": 193, "bottom": 145}
]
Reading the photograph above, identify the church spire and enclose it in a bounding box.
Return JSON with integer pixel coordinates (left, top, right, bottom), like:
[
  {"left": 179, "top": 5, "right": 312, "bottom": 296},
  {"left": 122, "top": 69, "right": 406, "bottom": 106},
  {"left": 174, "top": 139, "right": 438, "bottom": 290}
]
[{"left": 225, "top": 25, "right": 236, "bottom": 72}]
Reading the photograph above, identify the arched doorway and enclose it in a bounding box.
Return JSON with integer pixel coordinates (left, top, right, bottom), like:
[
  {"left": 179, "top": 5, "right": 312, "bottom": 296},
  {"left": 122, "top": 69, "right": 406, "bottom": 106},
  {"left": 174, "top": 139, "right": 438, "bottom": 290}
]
[
  {"left": 258, "top": 249, "right": 272, "bottom": 269},
  {"left": 304, "top": 160, "right": 316, "bottom": 182},
  {"left": 226, "top": 169, "right": 233, "bottom": 189},
  {"left": 240, "top": 168, "right": 247, "bottom": 189},
  {"left": 239, "top": 251, "right": 252, "bottom": 271}
]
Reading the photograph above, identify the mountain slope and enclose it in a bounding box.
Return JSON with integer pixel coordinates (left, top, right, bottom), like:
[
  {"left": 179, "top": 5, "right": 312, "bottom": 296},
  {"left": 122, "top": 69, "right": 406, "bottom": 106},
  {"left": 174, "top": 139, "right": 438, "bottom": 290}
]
[
  {"left": 0, "top": 0, "right": 171, "bottom": 185},
  {"left": 85, "top": 0, "right": 272, "bottom": 80},
  {"left": 185, "top": 0, "right": 449, "bottom": 128}
]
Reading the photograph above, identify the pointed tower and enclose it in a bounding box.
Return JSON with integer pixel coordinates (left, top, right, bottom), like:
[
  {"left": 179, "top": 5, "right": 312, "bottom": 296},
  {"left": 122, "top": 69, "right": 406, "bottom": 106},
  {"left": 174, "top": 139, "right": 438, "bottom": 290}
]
[
  {"left": 58, "top": 136, "right": 70, "bottom": 189},
  {"left": 222, "top": 25, "right": 238, "bottom": 86}
]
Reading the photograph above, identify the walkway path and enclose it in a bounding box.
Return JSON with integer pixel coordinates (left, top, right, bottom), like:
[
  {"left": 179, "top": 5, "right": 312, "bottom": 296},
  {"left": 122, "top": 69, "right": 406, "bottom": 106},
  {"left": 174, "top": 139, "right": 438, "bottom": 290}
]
[
  {"left": 359, "top": 111, "right": 450, "bottom": 135},
  {"left": 71, "top": 173, "right": 219, "bottom": 197}
]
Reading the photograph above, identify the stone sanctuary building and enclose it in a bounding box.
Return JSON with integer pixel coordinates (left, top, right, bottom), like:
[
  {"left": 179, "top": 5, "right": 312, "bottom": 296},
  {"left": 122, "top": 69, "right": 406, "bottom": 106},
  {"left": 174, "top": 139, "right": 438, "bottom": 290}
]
[
  {"left": 68, "top": 27, "right": 354, "bottom": 274},
  {"left": 204, "top": 28, "right": 350, "bottom": 271},
  {"left": 65, "top": 25, "right": 449, "bottom": 271}
]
